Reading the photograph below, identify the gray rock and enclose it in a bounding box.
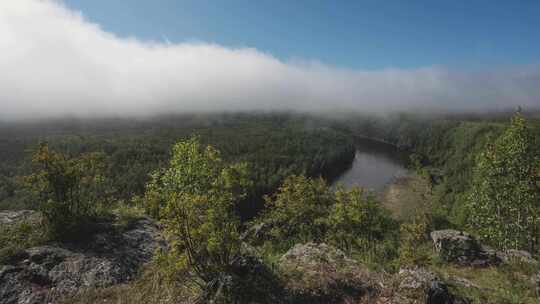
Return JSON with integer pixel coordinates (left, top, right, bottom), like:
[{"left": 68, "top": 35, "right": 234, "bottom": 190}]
[
  {"left": 430, "top": 230, "right": 500, "bottom": 266},
  {"left": 426, "top": 281, "right": 453, "bottom": 304},
  {"left": 396, "top": 268, "right": 469, "bottom": 304},
  {"left": 498, "top": 249, "right": 538, "bottom": 265},
  {"left": 398, "top": 267, "right": 439, "bottom": 291},
  {"left": 0, "top": 216, "right": 162, "bottom": 304},
  {"left": 0, "top": 211, "right": 39, "bottom": 226},
  {"left": 531, "top": 272, "right": 540, "bottom": 297}
]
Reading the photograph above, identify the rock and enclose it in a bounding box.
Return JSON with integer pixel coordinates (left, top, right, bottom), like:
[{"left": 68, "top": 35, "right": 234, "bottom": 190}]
[
  {"left": 0, "top": 216, "right": 162, "bottom": 304},
  {"left": 498, "top": 249, "right": 538, "bottom": 266},
  {"left": 398, "top": 267, "right": 439, "bottom": 291},
  {"left": 395, "top": 268, "right": 469, "bottom": 304},
  {"left": 430, "top": 230, "right": 500, "bottom": 266},
  {"left": 0, "top": 210, "right": 39, "bottom": 225},
  {"left": 531, "top": 272, "right": 540, "bottom": 297},
  {"left": 426, "top": 281, "right": 454, "bottom": 304},
  {"left": 278, "top": 243, "right": 376, "bottom": 303}
]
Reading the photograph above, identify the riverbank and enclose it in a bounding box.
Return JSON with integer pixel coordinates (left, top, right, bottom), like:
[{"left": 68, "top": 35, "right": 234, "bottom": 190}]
[{"left": 378, "top": 173, "right": 433, "bottom": 220}]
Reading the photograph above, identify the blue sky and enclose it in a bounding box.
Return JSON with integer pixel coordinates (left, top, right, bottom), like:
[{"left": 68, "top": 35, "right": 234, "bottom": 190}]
[{"left": 63, "top": 0, "right": 540, "bottom": 69}]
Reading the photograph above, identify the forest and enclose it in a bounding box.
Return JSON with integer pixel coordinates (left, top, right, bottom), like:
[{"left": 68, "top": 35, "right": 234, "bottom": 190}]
[{"left": 1, "top": 110, "right": 539, "bottom": 303}]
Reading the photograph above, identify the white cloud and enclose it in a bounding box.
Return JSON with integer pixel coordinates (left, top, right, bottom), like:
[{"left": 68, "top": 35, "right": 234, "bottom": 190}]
[{"left": 0, "top": 0, "right": 539, "bottom": 120}]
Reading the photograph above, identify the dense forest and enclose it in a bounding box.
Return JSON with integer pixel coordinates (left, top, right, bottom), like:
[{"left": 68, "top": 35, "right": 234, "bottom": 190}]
[
  {"left": 0, "top": 113, "right": 355, "bottom": 218},
  {"left": 1, "top": 111, "right": 539, "bottom": 303}
]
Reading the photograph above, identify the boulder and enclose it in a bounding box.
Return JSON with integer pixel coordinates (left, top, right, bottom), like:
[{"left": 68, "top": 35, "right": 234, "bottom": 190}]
[
  {"left": 530, "top": 272, "right": 540, "bottom": 297},
  {"left": 278, "top": 243, "right": 376, "bottom": 303},
  {"left": 395, "top": 268, "right": 469, "bottom": 304},
  {"left": 398, "top": 267, "right": 439, "bottom": 291},
  {"left": 498, "top": 249, "right": 538, "bottom": 266},
  {"left": 430, "top": 230, "right": 500, "bottom": 266},
  {"left": 426, "top": 281, "right": 456, "bottom": 304},
  {"left": 0, "top": 210, "right": 39, "bottom": 225},
  {"left": 0, "top": 216, "right": 162, "bottom": 304}
]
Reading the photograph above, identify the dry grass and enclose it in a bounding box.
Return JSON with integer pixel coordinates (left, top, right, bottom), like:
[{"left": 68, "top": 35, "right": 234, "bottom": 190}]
[{"left": 379, "top": 173, "right": 433, "bottom": 220}]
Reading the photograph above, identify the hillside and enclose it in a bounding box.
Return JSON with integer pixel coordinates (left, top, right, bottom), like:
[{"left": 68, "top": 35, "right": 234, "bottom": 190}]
[{"left": 0, "top": 112, "right": 539, "bottom": 304}]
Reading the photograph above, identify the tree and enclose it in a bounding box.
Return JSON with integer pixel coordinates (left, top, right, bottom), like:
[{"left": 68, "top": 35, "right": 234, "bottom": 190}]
[
  {"left": 23, "top": 142, "right": 109, "bottom": 239},
  {"left": 467, "top": 113, "right": 540, "bottom": 252},
  {"left": 143, "top": 137, "right": 251, "bottom": 289},
  {"left": 328, "top": 186, "right": 392, "bottom": 254},
  {"left": 262, "top": 175, "right": 333, "bottom": 245},
  {"left": 262, "top": 176, "right": 394, "bottom": 256}
]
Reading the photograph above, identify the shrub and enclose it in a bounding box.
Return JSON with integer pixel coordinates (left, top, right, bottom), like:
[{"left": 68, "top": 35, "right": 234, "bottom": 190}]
[
  {"left": 328, "top": 186, "right": 394, "bottom": 255},
  {"left": 142, "top": 137, "right": 252, "bottom": 297},
  {"left": 262, "top": 175, "right": 333, "bottom": 246},
  {"left": 398, "top": 211, "right": 433, "bottom": 266},
  {"left": 22, "top": 142, "right": 110, "bottom": 240}
]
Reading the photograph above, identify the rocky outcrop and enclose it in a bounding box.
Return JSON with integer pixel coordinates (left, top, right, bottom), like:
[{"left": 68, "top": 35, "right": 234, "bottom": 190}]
[
  {"left": 430, "top": 230, "right": 500, "bottom": 267},
  {"left": 394, "top": 268, "right": 468, "bottom": 304},
  {"left": 278, "top": 243, "right": 376, "bottom": 303},
  {"left": 0, "top": 210, "right": 39, "bottom": 225},
  {"left": 531, "top": 272, "right": 540, "bottom": 298},
  {"left": 398, "top": 267, "right": 439, "bottom": 291},
  {"left": 498, "top": 249, "right": 538, "bottom": 266},
  {"left": 0, "top": 216, "right": 162, "bottom": 304},
  {"left": 431, "top": 229, "right": 539, "bottom": 268}
]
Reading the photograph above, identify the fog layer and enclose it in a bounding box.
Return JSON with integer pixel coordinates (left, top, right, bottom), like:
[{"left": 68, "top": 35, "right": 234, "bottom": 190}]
[{"left": 1, "top": 0, "right": 539, "bottom": 120}]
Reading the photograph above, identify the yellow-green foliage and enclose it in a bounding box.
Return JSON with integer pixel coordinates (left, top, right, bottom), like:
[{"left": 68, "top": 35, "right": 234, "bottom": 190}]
[
  {"left": 22, "top": 142, "right": 110, "bottom": 240},
  {"left": 467, "top": 114, "right": 540, "bottom": 252},
  {"left": 398, "top": 211, "right": 433, "bottom": 267},
  {"left": 263, "top": 175, "right": 333, "bottom": 245},
  {"left": 328, "top": 186, "right": 393, "bottom": 254},
  {"left": 432, "top": 262, "right": 540, "bottom": 304},
  {"left": 0, "top": 219, "right": 48, "bottom": 264},
  {"left": 142, "top": 137, "right": 251, "bottom": 285},
  {"left": 262, "top": 175, "right": 394, "bottom": 256}
]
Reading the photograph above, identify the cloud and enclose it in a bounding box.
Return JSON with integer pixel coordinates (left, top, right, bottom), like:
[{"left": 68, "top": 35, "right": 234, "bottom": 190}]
[{"left": 0, "top": 0, "right": 539, "bottom": 121}]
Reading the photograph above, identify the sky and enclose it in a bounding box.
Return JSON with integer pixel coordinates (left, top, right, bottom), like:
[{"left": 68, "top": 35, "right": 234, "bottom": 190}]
[
  {"left": 62, "top": 0, "right": 540, "bottom": 70},
  {"left": 0, "top": 0, "right": 539, "bottom": 120}
]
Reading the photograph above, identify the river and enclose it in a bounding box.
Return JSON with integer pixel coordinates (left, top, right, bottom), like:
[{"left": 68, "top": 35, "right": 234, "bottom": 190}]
[{"left": 333, "top": 137, "right": 409, "bottom": 191}]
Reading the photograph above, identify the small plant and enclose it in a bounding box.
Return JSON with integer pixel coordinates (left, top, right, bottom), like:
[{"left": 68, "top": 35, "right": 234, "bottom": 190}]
[
  {"left": 0, "top": 219, "right": 48, "bottom": 264},
  {"left": 398, "top": 211, "right": 433, "bottom": 266}
]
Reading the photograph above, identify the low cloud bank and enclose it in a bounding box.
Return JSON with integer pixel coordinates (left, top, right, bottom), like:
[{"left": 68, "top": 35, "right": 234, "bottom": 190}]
[{"left": 0, "top": 0, "right": 539, "bottom": 121}]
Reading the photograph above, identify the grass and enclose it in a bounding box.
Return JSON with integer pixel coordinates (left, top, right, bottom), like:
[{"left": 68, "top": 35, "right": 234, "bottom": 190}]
[
  {"left": 60, "top": 265, "right": 197, "bottom": 304},
  {"left": 430, "top": 259, "right": 540, "bottom": 304},
  {"left": 0, "top": 214, "right": 48, "bottom": 264}
]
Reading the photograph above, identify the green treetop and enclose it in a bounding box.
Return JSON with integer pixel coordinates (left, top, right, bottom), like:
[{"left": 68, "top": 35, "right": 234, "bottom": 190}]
[{"left": 467, "top": 113, "right": 540, "bottom": 252}]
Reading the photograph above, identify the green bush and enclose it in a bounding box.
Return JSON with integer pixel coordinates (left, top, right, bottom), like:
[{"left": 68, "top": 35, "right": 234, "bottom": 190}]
[
  {"left": 261, "top": 175, "right": 396, "bottom": 258},
  {"left": 143, "top": 137, "right": 253, "bottom": 299},
  {"left": 22, "top": 143, "right": 110, "bottom": 240}
]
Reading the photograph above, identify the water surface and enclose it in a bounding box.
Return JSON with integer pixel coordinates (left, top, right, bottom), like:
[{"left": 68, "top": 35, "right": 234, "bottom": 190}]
[{"left": 333, "top": 138, "right": 408, "bottom": 191}]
